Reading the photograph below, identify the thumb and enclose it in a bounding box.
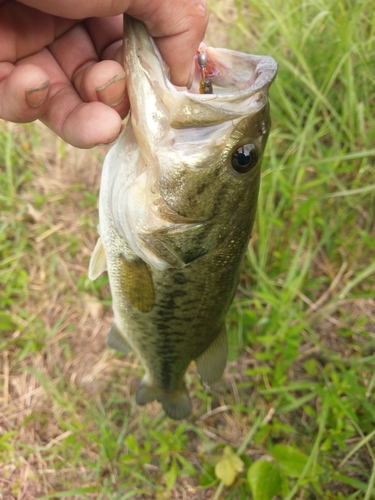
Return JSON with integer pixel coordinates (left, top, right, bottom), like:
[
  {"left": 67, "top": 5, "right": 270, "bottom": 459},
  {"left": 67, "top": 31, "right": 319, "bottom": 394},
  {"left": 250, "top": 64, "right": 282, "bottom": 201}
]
[{"left": 127, "top": 0, "right": 208, "bottom": 87}]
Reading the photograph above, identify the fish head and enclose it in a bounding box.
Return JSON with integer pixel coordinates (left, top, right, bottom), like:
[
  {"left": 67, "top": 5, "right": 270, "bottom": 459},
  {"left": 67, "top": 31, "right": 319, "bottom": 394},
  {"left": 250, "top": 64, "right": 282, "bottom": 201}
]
[{"left": 107, "top": 17, "right": 277, "bottom": 269}]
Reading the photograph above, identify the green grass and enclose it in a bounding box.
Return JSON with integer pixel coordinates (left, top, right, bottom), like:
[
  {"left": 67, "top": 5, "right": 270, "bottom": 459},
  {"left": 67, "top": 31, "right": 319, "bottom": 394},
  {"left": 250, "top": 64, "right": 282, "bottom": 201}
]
[{"left": 1, "top": 0, "right": 375, "bottom": 498}]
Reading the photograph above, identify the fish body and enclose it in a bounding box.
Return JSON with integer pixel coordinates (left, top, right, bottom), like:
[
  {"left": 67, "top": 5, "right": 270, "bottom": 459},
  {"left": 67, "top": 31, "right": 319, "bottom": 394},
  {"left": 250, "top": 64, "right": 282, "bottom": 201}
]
[{"left": 89, "top": 17, "right": 277, "bottom": 419}]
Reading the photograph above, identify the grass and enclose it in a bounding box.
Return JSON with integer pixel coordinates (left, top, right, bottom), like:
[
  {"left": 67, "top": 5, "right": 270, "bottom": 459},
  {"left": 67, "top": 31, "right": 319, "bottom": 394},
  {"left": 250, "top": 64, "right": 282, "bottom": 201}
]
[{"left": 0, "top": 0, "right": 374, "bottom": 498}]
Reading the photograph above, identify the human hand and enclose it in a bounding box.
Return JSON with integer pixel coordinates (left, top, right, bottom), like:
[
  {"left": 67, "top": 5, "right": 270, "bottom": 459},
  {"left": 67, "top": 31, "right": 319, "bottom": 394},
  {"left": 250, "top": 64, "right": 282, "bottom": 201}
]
[{"left": 0, "top": 0, "right": 208, "bottom": 148}]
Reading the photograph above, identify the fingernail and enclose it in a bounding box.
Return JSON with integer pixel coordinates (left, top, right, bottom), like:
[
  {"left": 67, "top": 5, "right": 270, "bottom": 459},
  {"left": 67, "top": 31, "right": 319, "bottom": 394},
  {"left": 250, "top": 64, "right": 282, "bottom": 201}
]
[
  {"left": 96, "top": 124, "right": 125, "bottom": 147},
  {"left": 186, "top": 60, "right": 196, "bottom": 90},
  {"left": 96, "top": 73, "right": 126, "bottom": 107},
  {"left": 26, "top": 80, "right": 50, "bottom": 107}
]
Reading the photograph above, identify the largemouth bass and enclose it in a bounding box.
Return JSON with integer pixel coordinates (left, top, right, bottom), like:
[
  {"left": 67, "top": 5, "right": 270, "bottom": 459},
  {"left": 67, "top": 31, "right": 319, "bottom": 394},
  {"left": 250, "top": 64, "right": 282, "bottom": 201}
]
[{"left": 89, "top": 16, "right": 277, "bottom": 419}]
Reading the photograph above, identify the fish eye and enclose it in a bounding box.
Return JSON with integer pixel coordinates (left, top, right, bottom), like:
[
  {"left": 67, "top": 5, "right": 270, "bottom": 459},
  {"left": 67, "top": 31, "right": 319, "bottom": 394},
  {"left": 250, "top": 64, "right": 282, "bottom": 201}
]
[{"left": 231, "top": 144, "right": 258, "bottom": 174}]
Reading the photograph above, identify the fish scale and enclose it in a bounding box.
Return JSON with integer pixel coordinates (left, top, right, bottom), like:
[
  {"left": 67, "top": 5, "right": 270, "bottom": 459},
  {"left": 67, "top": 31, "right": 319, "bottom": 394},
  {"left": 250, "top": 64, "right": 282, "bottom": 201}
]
[{"left": 89, "top": 15, "right": 277, "bottom": 419}]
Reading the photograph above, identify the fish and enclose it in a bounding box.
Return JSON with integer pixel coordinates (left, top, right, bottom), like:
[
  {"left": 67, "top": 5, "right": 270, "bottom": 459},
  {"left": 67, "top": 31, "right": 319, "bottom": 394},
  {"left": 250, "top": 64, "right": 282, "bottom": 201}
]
[{"left": 89, "top": 16, "right": 277, "bottom": 420}]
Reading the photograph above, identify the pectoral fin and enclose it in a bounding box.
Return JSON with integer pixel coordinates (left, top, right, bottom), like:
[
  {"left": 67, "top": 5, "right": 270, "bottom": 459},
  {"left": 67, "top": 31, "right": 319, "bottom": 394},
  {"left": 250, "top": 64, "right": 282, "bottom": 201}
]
[
  {"left": 195, "top": 325, "right": 228, "bottom": 386},
  {"left": 106, "top": 324, "right": 132, "bottom": 354},
  {"left": 140, "top": 222, "right": 220, "bottom": 268},
  {"left": 119, "top": 255, "right": 155, "bottom": 313},
  {"left": 88, "top": 237, "right": 107, "bottom": 280}
]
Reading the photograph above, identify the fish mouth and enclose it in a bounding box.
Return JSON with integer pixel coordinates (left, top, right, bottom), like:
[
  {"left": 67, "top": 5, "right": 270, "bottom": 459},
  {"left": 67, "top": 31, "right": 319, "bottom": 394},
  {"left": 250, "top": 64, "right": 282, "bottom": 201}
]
[
  {"left": 189, "top": 42, "right": 276, "bottom": 96},
  {"left": 123, "top": 16, "right": 277, "bottom": 131}
]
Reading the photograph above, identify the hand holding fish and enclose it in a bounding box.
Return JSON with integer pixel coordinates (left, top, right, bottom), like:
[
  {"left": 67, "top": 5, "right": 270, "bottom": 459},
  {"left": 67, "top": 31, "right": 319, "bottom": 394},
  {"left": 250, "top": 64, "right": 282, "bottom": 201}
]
[{"left": 0, "top": 0, "right": 208, "bottom": 147}]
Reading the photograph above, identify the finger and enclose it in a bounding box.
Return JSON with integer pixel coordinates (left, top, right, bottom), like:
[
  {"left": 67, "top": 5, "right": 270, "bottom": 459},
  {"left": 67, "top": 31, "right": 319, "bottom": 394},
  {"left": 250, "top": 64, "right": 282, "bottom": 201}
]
[
  {"left": 84, "top": 16, "right": 123, "bottom": 59},
  {"left": 46, "top": 99, "right": 123, "bottom": 148},
  {"left": 134, "top": 0, "right": 208, "bottom": 87},
  {"left": 17, "top": 49, "right": 122, "bottom": 147},
  {"left": 0, "top": 2, "right": 76, "bottom": 62},
  {"left": 77, "top": 61, "right": 129, "bottom": 117},
  {"left": 16, "top": 0, "right": 133, "bottom": 18},
  {"left": 48, "top": 23, "right": 128, "bottom": 116},
  {"left": 17, "top": 0, "right": 208, "bottom": 86},
  {"left": 0, "top": 63, "right": 50, "bottom": 122}
]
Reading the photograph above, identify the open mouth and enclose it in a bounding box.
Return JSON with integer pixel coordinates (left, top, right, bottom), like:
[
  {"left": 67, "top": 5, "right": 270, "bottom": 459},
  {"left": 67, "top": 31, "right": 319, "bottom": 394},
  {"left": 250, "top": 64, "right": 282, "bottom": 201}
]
[{"left": 186, "top": 44, "right": 268, "bottom": 96}]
